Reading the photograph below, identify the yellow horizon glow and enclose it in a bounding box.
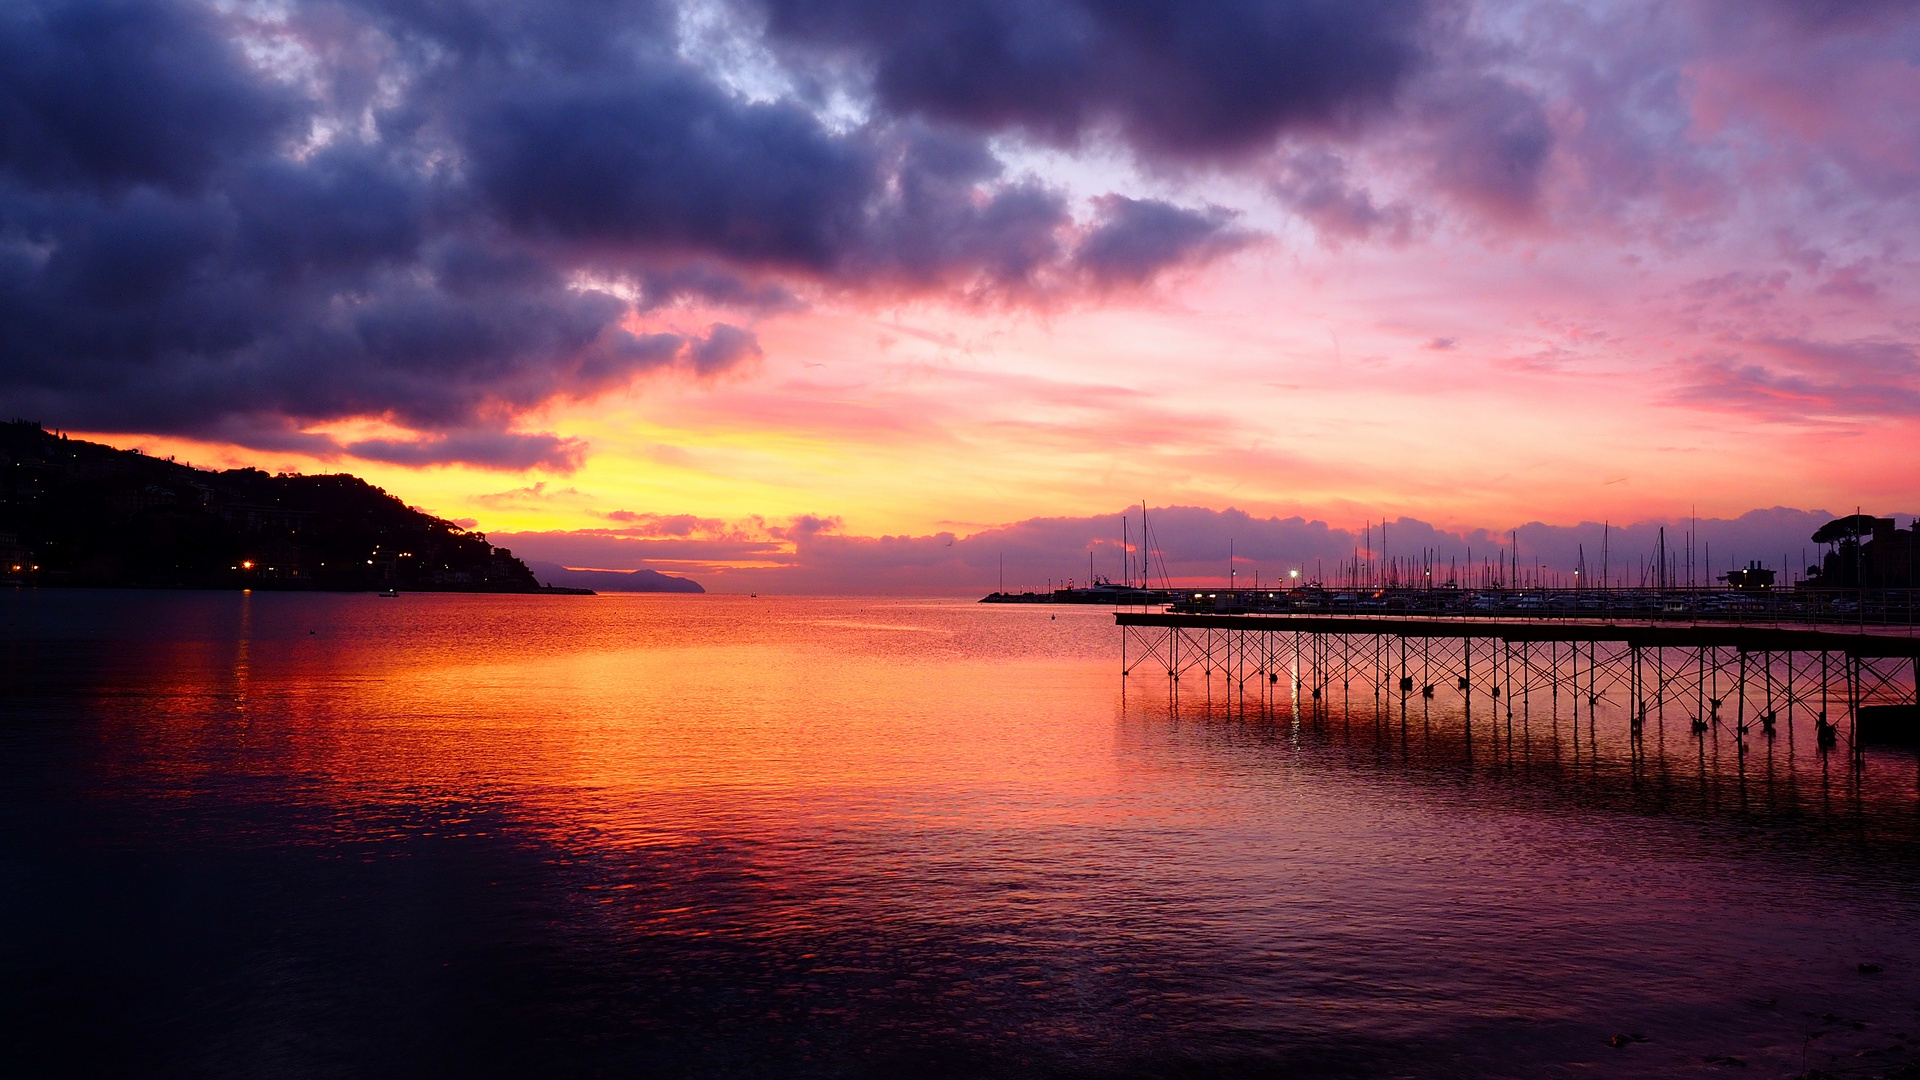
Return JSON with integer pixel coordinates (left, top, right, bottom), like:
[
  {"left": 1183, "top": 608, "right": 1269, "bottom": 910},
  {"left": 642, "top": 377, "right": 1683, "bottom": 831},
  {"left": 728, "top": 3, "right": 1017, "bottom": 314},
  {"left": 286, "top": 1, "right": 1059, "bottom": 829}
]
[{"left": 73, "top": 242, "right": 1920, "bottom": 551}]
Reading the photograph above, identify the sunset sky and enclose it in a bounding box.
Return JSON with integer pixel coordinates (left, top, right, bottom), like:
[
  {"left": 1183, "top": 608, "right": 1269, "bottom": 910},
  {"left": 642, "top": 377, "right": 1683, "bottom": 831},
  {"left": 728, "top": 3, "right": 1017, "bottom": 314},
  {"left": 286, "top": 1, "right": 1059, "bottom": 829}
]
[{"left": 5, "top": 0, "right": 1918, "bottom": 588}]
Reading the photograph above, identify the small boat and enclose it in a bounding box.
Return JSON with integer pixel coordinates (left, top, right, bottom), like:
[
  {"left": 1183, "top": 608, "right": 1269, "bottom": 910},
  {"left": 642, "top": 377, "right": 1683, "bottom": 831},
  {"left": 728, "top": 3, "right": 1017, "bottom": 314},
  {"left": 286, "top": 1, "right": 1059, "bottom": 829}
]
[{"left": 378, "top": 588, "right": 398, "bottom": 597}]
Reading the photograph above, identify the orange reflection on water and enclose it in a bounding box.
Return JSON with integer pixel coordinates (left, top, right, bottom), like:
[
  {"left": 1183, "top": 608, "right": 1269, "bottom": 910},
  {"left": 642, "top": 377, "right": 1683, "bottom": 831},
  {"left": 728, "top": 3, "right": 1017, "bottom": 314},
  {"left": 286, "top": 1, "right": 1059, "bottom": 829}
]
[
  {"left": 10, "top": 590, "right": 1920, "bottom": 1077},
  {"left": 49, "top": 594, "right": 1131, "bottom": 844}
]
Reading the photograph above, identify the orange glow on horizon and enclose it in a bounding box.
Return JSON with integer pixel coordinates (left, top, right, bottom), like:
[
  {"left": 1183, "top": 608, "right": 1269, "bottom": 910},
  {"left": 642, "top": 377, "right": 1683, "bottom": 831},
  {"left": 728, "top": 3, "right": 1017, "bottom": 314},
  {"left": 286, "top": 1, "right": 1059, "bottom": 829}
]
[{"left": 66, "top": 237, "right": 1920, "bottom": 562}]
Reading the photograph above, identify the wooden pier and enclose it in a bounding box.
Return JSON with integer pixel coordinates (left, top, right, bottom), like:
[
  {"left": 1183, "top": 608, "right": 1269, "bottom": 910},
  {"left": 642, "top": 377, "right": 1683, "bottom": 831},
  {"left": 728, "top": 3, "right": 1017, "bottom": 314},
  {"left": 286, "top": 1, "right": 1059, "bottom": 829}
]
[{"left": 1119, "top": 612, "right": 1920, "bottom": 757}]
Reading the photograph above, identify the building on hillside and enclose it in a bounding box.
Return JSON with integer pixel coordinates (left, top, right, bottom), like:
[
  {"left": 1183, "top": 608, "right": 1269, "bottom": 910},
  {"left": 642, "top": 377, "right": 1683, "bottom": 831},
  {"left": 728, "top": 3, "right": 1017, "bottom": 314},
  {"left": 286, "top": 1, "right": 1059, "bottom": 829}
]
[
  {"left": 0, "top": 531, "right": 34, "bottom": 581},
  {"left": 1807, "top": 515, "right": 1918, "bottom": 588},
  {"left": 241, "top": 538, "right": 310, "bottom": 581},
  {"left": 223, "top": 504, "right": 321, "bottom": 536}
]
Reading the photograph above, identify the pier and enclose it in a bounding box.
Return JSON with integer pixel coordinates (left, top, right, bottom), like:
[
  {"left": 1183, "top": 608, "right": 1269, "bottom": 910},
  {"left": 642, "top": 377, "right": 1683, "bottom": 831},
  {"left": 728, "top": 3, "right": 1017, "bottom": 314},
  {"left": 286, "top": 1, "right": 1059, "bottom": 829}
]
[
  {"left": 1118, "top": 611, "right": 1920, "bottom": 759},
  {"left": 1163, "top": 585, "right": 1920, "bottom": 626}
]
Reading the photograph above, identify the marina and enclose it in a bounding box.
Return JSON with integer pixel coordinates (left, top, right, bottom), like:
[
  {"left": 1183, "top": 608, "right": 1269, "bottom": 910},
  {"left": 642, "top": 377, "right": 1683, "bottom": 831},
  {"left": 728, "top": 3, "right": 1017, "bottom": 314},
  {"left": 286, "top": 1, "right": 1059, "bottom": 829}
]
[{"left": 1161, "top": 585, "right": 1920, "bottom": 625}]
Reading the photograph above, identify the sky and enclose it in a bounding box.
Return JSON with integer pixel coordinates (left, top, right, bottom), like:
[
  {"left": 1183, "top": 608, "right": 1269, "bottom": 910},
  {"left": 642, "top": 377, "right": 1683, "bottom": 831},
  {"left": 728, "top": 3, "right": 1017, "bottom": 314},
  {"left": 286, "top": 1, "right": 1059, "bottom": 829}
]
[{"left": 4, "top": 0, "right": 1919, "bottom": 590}]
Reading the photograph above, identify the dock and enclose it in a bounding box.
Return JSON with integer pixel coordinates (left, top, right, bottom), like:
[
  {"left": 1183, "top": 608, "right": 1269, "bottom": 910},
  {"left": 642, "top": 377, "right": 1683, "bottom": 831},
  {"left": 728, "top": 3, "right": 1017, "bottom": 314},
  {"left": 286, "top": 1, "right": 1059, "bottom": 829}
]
[{"left": 1118, "top": 610, "right": 1920, "bottom": 757}]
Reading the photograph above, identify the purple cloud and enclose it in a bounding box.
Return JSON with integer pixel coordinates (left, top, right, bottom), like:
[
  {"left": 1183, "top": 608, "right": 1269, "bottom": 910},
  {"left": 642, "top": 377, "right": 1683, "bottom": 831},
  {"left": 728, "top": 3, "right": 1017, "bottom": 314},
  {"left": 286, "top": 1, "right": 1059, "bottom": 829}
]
[
  {"left": 751, "top": 0, "right": 1430, "bottom": 158},
  {"left": 1074, "top": 196, "right": 1252, "bottom": 285},
  {"left": 491, "top": 504, "right": 1904, "bottom": 593},
  {"left": 4, "top": 0, "right": 1919, "bottom": 462},
  {"left": 1670, "top": 336, "right": 1920, "bottom": 421},
  {"left": 1268, "top": 149, "right": 1414, "bottom": 242},
  {"left": 0, "top": 0, "right": 1256, "bottom": 460},
  {"left": 346, "top": 428, "right": 589, "bottom": 471}
]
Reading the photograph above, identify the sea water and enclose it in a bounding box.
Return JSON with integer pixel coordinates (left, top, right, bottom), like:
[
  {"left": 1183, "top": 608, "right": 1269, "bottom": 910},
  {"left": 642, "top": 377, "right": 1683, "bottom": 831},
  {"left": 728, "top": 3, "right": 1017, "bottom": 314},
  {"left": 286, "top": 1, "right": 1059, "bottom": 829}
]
[{"left": 4, "top": 591, "right": 1918, "bottom": 1077}]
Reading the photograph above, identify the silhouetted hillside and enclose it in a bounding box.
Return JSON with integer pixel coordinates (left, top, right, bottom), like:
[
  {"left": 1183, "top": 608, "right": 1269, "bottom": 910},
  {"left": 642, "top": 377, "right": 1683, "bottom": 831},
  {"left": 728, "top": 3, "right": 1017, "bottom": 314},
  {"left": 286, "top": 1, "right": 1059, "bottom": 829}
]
[
  {"left": 526, "top": 562, "right": 704, "bottom": 593},
  {"left": 1, "top": 421, "right": 543, "bottom": 591}
]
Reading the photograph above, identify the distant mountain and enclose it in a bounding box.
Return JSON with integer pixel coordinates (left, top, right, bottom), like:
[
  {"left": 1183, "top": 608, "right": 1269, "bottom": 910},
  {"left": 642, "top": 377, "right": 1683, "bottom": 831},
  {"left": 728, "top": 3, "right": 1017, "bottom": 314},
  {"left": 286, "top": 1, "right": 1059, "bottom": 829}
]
[
  {"left": 527, "top": 561, "right": 704, "bottom": 593},
  {"left": 1, "top": 420, "right": 545, "bottom": 592}
]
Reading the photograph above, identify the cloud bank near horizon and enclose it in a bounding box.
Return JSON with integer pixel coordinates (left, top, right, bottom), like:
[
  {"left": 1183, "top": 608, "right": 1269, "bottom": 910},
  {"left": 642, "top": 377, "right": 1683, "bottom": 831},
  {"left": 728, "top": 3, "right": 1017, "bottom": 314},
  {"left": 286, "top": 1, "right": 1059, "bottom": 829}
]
[{"left": 490, "top": 504, "right": 1916, "bottom": 594}]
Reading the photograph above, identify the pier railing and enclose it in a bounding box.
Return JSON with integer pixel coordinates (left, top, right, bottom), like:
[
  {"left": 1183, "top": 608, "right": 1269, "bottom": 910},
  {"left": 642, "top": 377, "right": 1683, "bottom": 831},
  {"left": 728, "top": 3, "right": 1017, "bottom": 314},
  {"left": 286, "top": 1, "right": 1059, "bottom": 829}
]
[{"left": 1159, "top": 586, "right": 1920, "bottom": 630}]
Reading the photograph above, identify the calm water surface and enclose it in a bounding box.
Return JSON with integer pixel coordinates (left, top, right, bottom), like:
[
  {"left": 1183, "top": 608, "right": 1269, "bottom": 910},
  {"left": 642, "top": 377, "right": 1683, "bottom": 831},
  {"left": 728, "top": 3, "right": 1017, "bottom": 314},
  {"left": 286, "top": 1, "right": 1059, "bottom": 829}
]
[{"left": 4, "top": 592, "right": 1920, "bottom": 1078}]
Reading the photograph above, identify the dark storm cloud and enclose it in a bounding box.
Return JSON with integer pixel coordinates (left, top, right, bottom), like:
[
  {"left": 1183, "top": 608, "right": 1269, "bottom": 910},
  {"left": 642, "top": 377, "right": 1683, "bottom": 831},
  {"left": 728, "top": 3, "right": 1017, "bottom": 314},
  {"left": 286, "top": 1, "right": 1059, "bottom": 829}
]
[
  {"left": 0, "top": 0, "right": 1275, "bottom": 466},
  {"left": 0, "top": 0, "right": 297, "bottom": 192},
  {"left": 462, "top": 71, "right": 873, "bottom": 266},
  {"left": 631, "top": 265, "right": 802, "bottom": 314},
  {"left": 346, "top": 428, "right": 589, "bottom": 471},
  {"left": 1075, "top": 196, "right": 1252, "bottom": 284},
  {"left": 751, "top": 0, "right": 1430, "bottom": 158},
  {"left": 2, "top": 0, "right": 1589, "bottom": 468},
  {"left": 748, "top": 0, "right": 1577, "bottom": 232},
  {"left": 0, "top": 0, "right": 663, "bottom": 466}
]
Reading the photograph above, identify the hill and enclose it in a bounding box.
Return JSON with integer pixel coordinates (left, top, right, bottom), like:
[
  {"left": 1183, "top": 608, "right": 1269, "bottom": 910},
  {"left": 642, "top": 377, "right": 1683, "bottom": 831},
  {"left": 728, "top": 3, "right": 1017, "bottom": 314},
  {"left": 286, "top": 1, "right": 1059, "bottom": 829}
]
[
  {"left": 526, "top": 562, "right": 705, "bottom": 593},
  {"left": 1, "top": 420, "right": 546, "bottom": 592}
]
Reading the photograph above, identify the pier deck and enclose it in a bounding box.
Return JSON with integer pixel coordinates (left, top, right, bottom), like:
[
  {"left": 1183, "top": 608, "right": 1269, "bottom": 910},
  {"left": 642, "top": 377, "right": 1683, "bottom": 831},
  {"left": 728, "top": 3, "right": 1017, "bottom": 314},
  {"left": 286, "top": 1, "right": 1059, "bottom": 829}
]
[
  {"left": 1117, "top": 611, "right": 1920, "bottom": 757},
  {"left": 1116, "top": 611, "right": 1920, "bottom": 658}
]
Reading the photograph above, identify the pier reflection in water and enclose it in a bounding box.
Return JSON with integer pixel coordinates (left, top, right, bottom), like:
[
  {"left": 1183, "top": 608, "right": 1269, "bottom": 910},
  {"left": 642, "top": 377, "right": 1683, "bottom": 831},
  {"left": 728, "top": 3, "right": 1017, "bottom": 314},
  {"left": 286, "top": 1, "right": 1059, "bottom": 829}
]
[
  {"left": 1123, "top": 616, "right": 1920, "bottom": 823},
  {"left": 1126, "top": 635, "right": 1920, "bottom": 856},
  {"left": 4, "top": 592, "right": 1920, "bottom": 1079}
]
